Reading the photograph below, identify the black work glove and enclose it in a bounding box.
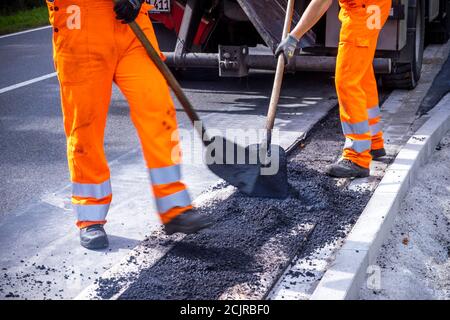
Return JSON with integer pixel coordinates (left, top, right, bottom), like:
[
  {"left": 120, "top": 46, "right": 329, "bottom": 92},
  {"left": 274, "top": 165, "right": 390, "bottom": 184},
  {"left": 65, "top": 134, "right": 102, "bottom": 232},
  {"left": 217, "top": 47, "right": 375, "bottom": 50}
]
[
  {"left": 114, "top": 0, "right": 144, "bottom": 24},
  {"left": 275, "top": 34, "right": 299, "bottom": 65}
]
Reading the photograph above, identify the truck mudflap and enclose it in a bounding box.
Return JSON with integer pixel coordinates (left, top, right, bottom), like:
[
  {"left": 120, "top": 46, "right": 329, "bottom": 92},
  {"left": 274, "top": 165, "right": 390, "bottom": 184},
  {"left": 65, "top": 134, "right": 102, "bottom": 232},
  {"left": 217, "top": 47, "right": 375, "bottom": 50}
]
[{"left": 236, "top": 0, "right": 316, "bottom": 51}]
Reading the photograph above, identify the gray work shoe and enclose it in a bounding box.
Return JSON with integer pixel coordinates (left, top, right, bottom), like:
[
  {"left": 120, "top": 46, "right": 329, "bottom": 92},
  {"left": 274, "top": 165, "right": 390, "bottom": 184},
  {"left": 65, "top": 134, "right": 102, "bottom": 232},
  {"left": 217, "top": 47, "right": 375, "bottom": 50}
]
[
  {"left": 326, "top": 159, "right": 370, "bottom": 178},
  {"left": 80, "top": 224, "right": 109, "bottom": 250},
  {"left": 164, "top": 210, "right": 213, "bottom": 235},
  {"left": 370, "top": 148, "right": 386, "bottom": 159}
]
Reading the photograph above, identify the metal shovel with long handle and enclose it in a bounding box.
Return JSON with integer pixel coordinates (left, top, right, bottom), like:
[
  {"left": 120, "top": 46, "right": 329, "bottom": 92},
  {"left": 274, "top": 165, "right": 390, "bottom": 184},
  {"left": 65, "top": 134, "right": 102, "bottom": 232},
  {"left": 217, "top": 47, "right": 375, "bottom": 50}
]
[{"left": 123, "top": 1, "right": 294, "bottom": 199}]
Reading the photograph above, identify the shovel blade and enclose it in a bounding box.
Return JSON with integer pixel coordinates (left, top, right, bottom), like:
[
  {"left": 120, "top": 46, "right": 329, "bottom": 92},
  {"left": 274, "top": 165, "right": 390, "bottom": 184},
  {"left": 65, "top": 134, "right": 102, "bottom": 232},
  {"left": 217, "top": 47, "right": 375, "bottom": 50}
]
[
  {"left": 205, "top": 137, "right": 288, "bottom": 199},
  {"left": 245, "top": 143, "right": 288, "bottom": 199},
  {"left": 206, "top": 136, "right": 261, "bottom": 195}
]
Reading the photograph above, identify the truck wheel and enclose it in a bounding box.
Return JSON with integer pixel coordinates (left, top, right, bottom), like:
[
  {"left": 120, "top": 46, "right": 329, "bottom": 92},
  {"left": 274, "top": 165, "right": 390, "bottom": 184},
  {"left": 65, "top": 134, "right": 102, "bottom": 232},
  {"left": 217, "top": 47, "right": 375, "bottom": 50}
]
[
  {"left": 426, "top": 0, "right": 450, "bottom": 44},
  {"left": 382, "top": 0, "right": 426, "bottom": 89}
]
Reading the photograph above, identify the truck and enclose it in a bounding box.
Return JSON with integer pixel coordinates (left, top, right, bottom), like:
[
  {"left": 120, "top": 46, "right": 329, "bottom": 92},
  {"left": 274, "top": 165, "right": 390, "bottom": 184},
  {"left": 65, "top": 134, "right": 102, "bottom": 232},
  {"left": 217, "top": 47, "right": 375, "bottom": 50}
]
[{"left": 147, "top": 0, "right": 450, "bottom": 89}]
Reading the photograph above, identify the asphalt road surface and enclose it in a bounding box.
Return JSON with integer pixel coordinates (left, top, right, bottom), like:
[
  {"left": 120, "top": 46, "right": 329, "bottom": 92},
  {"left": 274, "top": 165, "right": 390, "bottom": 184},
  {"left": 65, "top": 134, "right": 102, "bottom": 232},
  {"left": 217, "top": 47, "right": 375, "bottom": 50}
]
[{"left": 0, "top": 25, "right": 338, "bottom": 299}]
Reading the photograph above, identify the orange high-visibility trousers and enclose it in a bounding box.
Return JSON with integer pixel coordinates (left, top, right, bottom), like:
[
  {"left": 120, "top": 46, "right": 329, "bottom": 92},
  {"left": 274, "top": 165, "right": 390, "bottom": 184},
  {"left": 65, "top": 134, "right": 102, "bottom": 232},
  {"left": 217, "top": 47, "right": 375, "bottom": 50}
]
[
  {"left": 336, "top": 0, "right": 392, "bottom": 168},
  {"left": 46, "top": 0, "right": 192, "bottom": 228}
]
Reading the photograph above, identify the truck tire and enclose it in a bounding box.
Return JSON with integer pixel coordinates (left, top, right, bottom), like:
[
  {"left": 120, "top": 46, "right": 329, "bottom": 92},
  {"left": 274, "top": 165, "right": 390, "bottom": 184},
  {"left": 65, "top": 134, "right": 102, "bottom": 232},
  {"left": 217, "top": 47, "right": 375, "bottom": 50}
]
[
  {"left": 382, "top": 0, "right": 426, "bottom": 89},
  {"left": 426, "top": 0, "right": 450, "bottom": 44}
]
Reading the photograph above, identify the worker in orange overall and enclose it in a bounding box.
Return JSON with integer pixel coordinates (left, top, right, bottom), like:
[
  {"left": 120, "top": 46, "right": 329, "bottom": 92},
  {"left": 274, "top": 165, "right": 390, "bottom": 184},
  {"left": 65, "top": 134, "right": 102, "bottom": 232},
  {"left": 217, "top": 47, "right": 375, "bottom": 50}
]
[
  {"left": 46, "top": 0, "right": 212, "bottom": 249},
  {"left": 276, "top": 0, "right": 392, "bottom": 178}
]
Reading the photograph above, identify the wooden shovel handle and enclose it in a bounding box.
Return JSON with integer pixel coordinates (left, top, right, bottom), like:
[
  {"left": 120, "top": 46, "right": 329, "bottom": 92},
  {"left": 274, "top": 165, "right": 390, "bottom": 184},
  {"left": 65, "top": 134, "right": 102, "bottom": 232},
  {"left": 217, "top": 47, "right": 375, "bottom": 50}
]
[
  {"left": 265, "top": 0, "right": 296, "bottom": 132},
  {"left": 126, "top": 18, "right": 210, "bottom": 142}
]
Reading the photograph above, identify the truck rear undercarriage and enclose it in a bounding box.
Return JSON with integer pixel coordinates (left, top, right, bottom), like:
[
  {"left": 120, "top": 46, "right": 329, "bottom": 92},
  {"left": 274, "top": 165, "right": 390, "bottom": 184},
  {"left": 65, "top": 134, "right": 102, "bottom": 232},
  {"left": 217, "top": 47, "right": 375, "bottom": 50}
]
[{"left": 149, "top": 0, "right": 450, "bottom": 88}]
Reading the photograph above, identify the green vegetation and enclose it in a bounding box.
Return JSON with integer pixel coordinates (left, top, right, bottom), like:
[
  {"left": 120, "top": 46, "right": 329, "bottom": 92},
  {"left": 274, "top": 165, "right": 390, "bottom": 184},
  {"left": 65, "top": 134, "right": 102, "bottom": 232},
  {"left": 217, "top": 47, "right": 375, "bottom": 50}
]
[
  {"left": 1, "top": 0, "right": 46, "bottom": 15},
  {"left": 0, "top": 6, "right": 49, "bottom": 35}
]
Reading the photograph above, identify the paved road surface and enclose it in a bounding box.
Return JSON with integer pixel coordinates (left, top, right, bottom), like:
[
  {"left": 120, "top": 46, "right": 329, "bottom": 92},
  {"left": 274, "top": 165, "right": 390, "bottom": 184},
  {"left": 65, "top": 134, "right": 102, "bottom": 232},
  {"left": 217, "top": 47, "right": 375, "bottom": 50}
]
[{"left": 0, "top": 25, "right": 337, "bottom": 299}]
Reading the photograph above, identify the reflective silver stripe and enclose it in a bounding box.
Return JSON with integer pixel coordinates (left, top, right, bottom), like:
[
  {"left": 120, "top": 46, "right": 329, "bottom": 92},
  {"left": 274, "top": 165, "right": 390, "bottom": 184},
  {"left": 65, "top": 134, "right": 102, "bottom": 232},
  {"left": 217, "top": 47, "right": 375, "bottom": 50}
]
[
  {"left": 74, "top": 204, "right": 110, "bottom": 221},
  {"left": 341, "top": 120, "right": 370, "bottom": 135},
  {"left": 155, "top": 189, "right": 191, "bottom": 214},
  {"left": 344, "top": 138, "right": 371, "bottom": 153},
  {"left": 149, "top": 164, "right": 182, "bottom": 186},
  {"left": 72, "top": 180, "right": 112, "bottom": 199},
  {"left": 368, "top": 105, "right": 381, "bottom": 119},
  {"left": 370, "top": 122, "right": 382, "bottom": 135}
]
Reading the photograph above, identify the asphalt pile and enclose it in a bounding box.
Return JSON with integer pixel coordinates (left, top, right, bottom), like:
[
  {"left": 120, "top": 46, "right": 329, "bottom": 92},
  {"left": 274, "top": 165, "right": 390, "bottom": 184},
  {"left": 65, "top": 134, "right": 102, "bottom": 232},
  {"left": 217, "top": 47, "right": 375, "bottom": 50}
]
[{"left": 96, "top": 109, "right": 372, "bottom": 300}]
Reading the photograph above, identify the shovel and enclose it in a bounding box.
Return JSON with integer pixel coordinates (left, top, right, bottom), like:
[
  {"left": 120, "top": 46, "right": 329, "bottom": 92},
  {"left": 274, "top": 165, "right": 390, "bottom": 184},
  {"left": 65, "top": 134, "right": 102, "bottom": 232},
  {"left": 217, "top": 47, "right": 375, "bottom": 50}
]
[{"left": 125, "top": 2, "right": 294, "bottom": 199}]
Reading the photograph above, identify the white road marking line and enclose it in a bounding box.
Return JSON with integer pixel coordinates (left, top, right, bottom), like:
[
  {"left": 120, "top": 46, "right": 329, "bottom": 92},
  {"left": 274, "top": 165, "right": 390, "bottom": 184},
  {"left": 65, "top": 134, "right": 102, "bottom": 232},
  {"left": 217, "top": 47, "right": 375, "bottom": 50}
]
[
  {"left": 0, "top": 72, "right": 57, "bottom": 94},
  {"left": 0, "top": 25, "right": 52, "bottom": 40}
]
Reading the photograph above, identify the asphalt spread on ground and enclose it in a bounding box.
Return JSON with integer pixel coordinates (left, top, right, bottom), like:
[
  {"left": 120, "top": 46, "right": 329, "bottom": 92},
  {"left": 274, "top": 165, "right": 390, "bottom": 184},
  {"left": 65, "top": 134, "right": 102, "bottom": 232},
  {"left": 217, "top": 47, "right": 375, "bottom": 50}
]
[{"left": 92, "top": 109, "right": 372, "bottom": 300}]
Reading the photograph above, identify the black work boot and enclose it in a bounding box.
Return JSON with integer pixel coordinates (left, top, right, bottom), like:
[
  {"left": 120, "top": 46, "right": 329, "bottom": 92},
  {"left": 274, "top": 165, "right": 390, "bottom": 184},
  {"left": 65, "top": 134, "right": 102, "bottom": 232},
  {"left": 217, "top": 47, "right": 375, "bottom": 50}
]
[
  {"left": 326, "top": 159, "right": 370, "bottom": 178},
  {"left": 80, "top": 224, "right": 109, "bottom": 250},
  {"left": 370, "top": 148, "right": 386, "bottom": 160},
  {"left": 164, "top": 210, "right": 213, "bottom": 235}
]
